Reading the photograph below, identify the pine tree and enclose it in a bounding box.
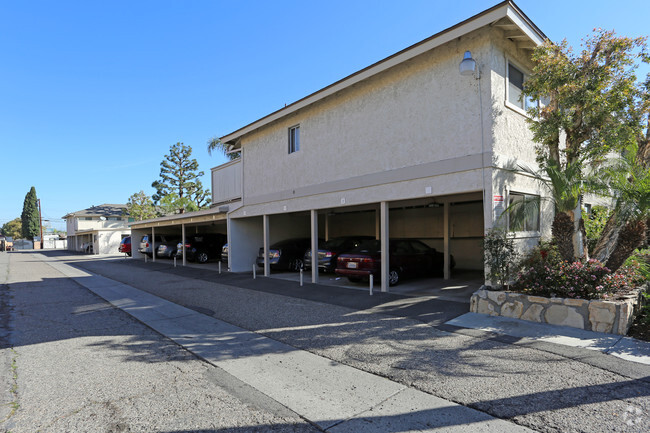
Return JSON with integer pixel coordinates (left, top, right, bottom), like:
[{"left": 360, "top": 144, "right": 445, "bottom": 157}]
[
  {"left": 151, "top": 142, "right": 211, "bottom": 214},
  {"left": 125, "top": 190, "right": 157, "bottom": 221},
  {"left": 21, "top": 186, "right": 40, "bottom": 240}
]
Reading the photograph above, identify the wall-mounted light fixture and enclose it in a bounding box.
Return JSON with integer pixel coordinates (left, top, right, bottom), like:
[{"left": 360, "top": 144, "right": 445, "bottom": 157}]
[{"left": 459, "top": 50, "right": 480, "bottom": 79}]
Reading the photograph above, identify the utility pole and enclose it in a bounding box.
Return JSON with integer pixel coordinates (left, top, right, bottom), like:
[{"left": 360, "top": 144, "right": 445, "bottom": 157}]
[{"left": 37, "top": 199, "right": 43, "bottom": 249}]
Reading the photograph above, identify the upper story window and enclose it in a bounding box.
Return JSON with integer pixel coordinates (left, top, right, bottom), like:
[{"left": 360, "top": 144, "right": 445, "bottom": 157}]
[
  {"left": 107, "top": 217, "right": 122, "bottom": 221},
  {"left": 83, "top": 217, "right": 93, "bottom": 221},
  {"left": 507, "top": 62, "right": 536, "bottom": 112},
  {"left": 288, "top": 125, "right": 300, "bottom": 154},
  {"left": 508, "top": 192, "right": 540, "bottom": 232}
]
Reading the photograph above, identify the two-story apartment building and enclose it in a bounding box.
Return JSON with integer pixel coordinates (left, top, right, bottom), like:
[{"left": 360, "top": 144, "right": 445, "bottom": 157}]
[
  {"left": 63, "top": 204, "right": 131, "bottom": 255},
  {"left": 132, "top": 1, "right": 554, "bottom": 292}
]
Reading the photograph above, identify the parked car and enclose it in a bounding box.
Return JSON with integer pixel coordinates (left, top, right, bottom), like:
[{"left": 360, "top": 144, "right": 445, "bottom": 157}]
[
  {"left": 256, "top": 238, "right": 322, "bottom": 271},
  {"left": 139, "top": 234, "right": 176, "bottom": 257},
  {"left": 156, "top": 238, "right": 180, "bottom": 258},
  {"left": 335, "top": 238, "right": 454, "bottom": 286},
  {"left": 175, "top": 233, "right": 226, "bottom": 263},
  {"left": 304, "top": 236, "right": 374, "bottom": 272},
  {"left": 118, "top": 236, "right": 131, "bottom": 256}
]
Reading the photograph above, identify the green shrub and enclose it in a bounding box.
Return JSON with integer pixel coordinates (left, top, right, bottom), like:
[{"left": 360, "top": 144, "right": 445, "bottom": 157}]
[
  {"left": 483, "top": 228, "right": 517, "bottom": 289},
  {"left": 512, "top": 243, "right": 644, "bottom": 299}
]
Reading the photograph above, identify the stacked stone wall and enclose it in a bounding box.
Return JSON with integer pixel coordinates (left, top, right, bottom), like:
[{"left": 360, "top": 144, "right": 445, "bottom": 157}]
[{"left": 469, "top": 287, "right": 647, "bottom": 335}]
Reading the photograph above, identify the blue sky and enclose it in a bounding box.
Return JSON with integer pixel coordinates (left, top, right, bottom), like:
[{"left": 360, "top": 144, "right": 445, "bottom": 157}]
[{"left": 1, "top": 0, "right": 649, "bottom": 232}]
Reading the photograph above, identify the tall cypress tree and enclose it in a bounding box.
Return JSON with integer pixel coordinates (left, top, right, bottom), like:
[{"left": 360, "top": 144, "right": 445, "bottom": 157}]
[{"left": 21, "top": 186, "right": 40, "bottom": 240}]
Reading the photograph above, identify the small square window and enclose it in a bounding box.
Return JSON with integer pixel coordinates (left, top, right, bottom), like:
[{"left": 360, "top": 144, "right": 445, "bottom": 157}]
[
  {"left": 508, "top": 192, "right": 540, "bottom": 232},
  {"left": 288, "top": 125, "right": 300, "bottom": 154}
]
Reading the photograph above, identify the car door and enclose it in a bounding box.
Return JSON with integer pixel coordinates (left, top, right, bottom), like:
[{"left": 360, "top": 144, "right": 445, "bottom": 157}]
[
  {"left": 408, "top": 240, "right": 436, "bottom": 275},
  {"left": 391, "top": 240, "right": 415, "bottom": 275}
]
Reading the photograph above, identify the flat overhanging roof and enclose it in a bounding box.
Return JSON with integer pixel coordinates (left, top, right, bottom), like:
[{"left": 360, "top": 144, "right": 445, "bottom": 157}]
[{"left": 129, "top": 206, "right": 230, "bottom": 229}]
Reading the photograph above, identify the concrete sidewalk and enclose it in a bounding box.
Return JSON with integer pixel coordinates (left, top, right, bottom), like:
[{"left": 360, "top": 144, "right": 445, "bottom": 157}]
[
  {"left": 447, "top": 313, "right": 650, "bottom": 366},
  {"left": 41, "top": 254, "right": 532, "bottom": 432}
]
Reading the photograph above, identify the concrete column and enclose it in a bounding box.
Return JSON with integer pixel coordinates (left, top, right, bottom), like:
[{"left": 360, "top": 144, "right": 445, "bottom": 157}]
[
  {"left": 181, "top": 224, "right": 186, "bottom": 266},
  {"left": 380, "top": 201, "right": 389, "bottom": 293},
  {"left": 325, "top": 213, "right": 329, "bottom": 241},
  {"left": 263, "top": 214, "right": 270, "bottom": 277},
  {"left": 226, "top": 217, "right": 231, "bottom": 271},
  {"left": 151, "top": 227, "right": 156, "bottom": 262},
  {"left": 311, "top": 209, "right": 319, "bottom": 284},
  {"left": 444, "top": 200, "right": 450, "bottom": 280}
]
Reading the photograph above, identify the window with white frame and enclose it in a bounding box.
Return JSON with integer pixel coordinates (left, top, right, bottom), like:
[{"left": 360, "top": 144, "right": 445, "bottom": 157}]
[
  {"left": 507, "top": 62, "right": 536, "bottom": 112},
  {"left": 288, "top": 125, "right": 300, "bottom": 154},
  {"left": 508, "top": 192, "right": 540, "bottom": 232}
]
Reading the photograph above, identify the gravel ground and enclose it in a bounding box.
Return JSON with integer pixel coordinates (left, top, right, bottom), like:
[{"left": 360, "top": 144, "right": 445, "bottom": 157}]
[
  {"left": 0, "top": 252, "right": 319, "bottom": 433},
  {"left": 71, "top": 253, "right": 650, "bottom": 433}
]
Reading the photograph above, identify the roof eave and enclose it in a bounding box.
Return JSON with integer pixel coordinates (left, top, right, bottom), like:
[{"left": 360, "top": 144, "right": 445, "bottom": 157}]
[{"left": 220, "top": 1, "right": 545, "bottom": 147}]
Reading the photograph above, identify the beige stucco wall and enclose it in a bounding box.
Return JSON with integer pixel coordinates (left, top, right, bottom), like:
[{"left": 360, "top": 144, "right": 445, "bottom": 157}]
[
  {"left": 212, "top": 159, "right": 242, "bottom": 204},
  {"left": 239, "top": 27, "right": 502, "bottom": 209}
]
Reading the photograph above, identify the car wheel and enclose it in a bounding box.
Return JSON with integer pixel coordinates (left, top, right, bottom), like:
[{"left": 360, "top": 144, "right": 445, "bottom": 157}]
[
  {"left": 197, "top": 252, "right": 209, "bottom": 263},
  {"left": 347, "top": 276, "right": 362, "bottom": 283},
  {"left": 388, "top": 269, "right": 400, "bottom": 286},
  {"left": 291, "top": 258, "right": 304, "bottom": 272}
]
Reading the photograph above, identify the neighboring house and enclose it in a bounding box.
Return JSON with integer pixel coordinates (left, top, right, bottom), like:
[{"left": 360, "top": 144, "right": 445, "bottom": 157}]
[
  {"left": 0, "top": 236, "right": 13, "bottom": 251},
  {"left": 132, "top": 1, "right": 555, "bottom": 291},
  {"left": 63, "top": 204, "right": 131, "bottom": 255}
]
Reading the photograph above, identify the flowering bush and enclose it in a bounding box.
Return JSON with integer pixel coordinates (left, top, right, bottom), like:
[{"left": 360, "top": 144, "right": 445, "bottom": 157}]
[{"left": 512, "top": 243, "right": 644, "bottom": 300}]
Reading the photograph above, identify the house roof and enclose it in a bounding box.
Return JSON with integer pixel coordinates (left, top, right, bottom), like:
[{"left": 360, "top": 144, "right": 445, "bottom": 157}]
[
  {"left": 220, "top": 0, "right": 546, "bottom": 147},
  {"left": 62, "top": 204, "right": 127, "bottom": 219}
]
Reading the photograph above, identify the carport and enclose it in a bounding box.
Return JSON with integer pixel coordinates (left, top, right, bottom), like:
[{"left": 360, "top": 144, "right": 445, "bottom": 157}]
[
  {"left": 228, "top": 191, "right": 484, "bottom": 293},
  {"left": 130, "top": 207, "right": 229, "bottom": 267}
]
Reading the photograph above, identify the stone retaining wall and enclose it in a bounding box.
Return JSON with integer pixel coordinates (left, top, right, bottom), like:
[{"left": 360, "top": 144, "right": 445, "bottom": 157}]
[{"left": 469, "top": 287, "right": 647, "bottom": 335}]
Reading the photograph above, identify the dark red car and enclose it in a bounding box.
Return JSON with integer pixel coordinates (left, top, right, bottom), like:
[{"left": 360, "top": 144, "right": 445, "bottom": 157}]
[
  {"left": 118, "top": 236, "right": 131, "bottom": 256},
  {"left": 335, "top": 238, "right": 452, "bottom": 286}
]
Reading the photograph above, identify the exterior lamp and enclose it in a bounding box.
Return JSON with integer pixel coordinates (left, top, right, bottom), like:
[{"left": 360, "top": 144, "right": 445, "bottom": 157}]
[{"left": 459, "top": 51, "right": 479, "bottom": 78}]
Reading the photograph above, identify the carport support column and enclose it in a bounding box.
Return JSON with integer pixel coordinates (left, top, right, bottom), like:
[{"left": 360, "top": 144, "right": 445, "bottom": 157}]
[
  {"left": 151, "top": 227, "right": 156, "bottom": 262},
  {"left": 311, "top": 209, "right": 319, "bottom": 284},
  {"left": 444, "top": 201, "right": 450, "bottom": 280},
  {"left": 181, "top": 224, "right": 186, "bottom": 266},
  {"left": 263, "top": 214, "right": 270, "bottom": 277},
  {"left": 380, "top": 201, "right": 389, "bottom": 293}
]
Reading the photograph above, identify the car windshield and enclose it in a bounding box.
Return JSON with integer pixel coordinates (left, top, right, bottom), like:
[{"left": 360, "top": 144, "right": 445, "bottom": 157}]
[{"left": 348, "top": 239, "right": 381, "bottom": 254}]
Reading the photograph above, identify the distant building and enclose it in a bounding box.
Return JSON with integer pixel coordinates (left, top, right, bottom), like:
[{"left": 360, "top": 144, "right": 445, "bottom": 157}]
[{"left": 63, "top": 204, "right": 130, "bottom": 255}]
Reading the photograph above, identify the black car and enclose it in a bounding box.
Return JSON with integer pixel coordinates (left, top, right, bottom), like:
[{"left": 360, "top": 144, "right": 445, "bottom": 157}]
[
  {"left": 304, "top": 236, "right": 375, "bottom": 272},
  {"left": 256, "top": 238, "right": 322, "bottom": 271},
  {"left": 175, "top": 233, "right": 227, "bottom": 263}
]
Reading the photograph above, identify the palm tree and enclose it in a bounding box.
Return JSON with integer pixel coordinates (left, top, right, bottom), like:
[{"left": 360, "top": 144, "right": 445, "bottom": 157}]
[
  {"left": 592, "top": 143, "right": 650, "bottom": 271},
  {"left": 207, "top": 137, "right": 240, "bottom": 160},
  {"left": 506, "top": 159, "right": 595, "bottom": 262}
]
